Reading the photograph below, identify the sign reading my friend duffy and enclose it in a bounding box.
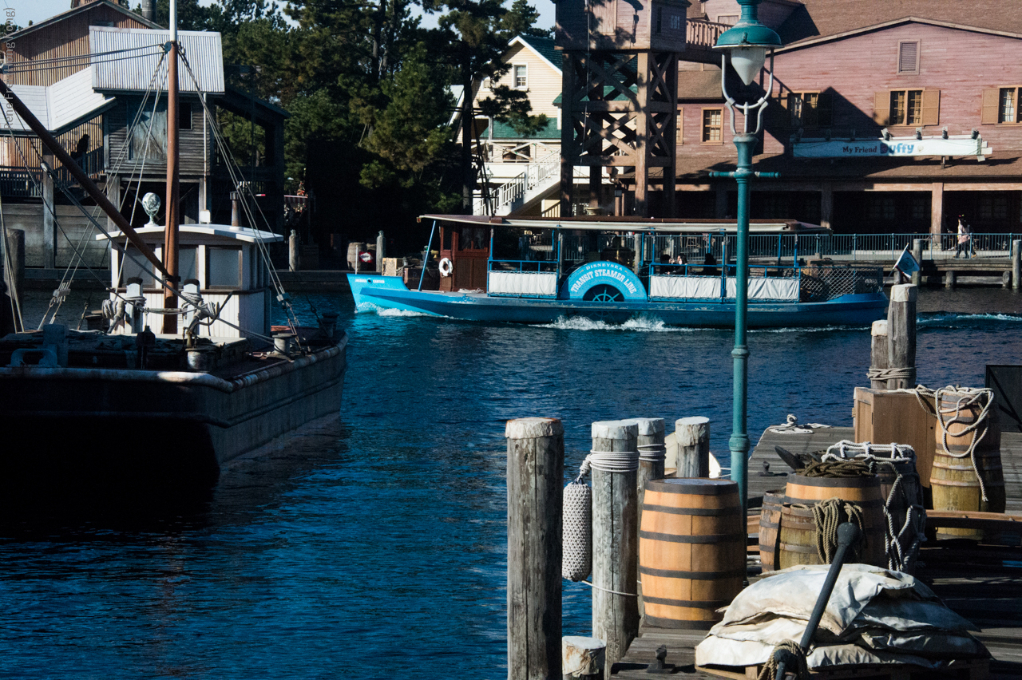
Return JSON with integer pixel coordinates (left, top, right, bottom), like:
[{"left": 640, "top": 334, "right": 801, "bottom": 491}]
[{"left": 793, "top": 137, "right": 992, "bottom": 159}]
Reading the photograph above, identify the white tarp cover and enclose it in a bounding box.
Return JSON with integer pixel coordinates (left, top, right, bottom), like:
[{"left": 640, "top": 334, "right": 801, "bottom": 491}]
[
  {"left": 748, "top": 277, "right": 800, "bottom": 301},
  {"left": 695, "top": 564, "right": 986, "bottom": 671},
  {"left": 649, "top": 275, "right": 721, "bottom": 299},
  {"left": 488, "top": 271, "right": 557, "bottom": 296}
]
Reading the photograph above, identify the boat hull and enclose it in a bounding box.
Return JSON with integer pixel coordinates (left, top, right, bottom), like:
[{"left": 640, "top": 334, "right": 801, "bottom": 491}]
[
  {"left": 348, "top": 275, "right": 887, "bottom": 328},
  {"left": 0, "top": 335, "right": 347, "bottom": 489}
]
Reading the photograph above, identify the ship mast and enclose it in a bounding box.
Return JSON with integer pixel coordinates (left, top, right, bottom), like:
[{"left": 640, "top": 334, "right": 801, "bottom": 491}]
[{"left": 162, "top": 0, "right": 181, "bottom": 333}]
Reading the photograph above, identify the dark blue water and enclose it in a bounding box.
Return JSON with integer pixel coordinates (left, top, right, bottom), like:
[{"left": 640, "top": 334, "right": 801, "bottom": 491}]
[{"left": 1, "top": 290, "right": 1020, "bottom": 678}]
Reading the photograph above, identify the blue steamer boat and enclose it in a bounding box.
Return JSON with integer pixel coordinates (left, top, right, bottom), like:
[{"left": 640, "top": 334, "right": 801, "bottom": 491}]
[{"left": 348, "top": 216, "right": 888, "bottom": 328}]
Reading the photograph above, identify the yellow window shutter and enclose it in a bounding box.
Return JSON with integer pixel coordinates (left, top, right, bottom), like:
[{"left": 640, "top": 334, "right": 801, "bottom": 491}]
[
  {"left": 981, "top": 88, "right": 1000, "bottom": 124},
  {"left": 873, "top": 92, "right": 890, "bottom": 126},
  {"left": 921, "top": 89, "right": 940, "bottom": 126}
]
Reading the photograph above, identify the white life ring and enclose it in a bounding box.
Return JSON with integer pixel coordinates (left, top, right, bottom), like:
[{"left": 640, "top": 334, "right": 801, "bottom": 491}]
[{"left": 438, "top": 257, "right": 453, "bottom": 277}]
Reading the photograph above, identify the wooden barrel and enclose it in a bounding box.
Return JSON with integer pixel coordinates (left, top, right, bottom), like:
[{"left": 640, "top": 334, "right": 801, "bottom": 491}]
[
  {"left": 758, "top": 489, "right": 785, "bottom": 573},
  {"left": 932, "top": 392, "right": 1005, "bottom": 539},
  {"left": 639, "top": 478, "right": 744, "bottom": 629},
  {"left": 779, "top": 474, "right": 886, "bottom": 569}
]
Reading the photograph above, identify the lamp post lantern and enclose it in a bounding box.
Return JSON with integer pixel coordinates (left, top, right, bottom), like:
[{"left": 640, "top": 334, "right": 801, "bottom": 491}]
[{"left": 709, "top": 0, "right": 783, "bottom": 528}]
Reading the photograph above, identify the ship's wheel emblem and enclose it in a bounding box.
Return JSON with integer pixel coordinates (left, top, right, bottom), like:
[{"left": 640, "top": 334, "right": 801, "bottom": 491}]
[{"left": 585, "top": 284, "right": 623, "bottom": 303}]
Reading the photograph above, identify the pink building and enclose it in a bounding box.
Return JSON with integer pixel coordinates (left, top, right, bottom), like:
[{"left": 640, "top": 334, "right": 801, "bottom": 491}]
[{"left": 649, "top": 0, "right": 1022, "bottom": 235}]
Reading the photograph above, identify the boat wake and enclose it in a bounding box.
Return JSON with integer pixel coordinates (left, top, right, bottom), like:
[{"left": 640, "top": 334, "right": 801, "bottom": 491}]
[
  {"left": 918, "top": 312, "right": 1022, "bottom": 327},
  {"left": 540, "top": 314, "right": 696, "bottom": 332},
  {"left": 376, "top": 308, "right": 436, "bottom": 318}
]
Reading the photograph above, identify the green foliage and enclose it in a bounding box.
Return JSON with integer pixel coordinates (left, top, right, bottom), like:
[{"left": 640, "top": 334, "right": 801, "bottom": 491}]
[{"left": 158, "top": 0, "right": 546, "bottom": 248}]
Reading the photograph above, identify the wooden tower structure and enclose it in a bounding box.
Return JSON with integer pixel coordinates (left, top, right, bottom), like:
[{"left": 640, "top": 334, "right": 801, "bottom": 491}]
[{"left": 556, "top": 0, "right": 688, "bottom": 217}]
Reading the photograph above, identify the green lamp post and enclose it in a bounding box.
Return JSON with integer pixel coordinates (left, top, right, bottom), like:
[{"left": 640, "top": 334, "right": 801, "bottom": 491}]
[{"left": 708, "top": 0, "right": 783, "bottom": 525}]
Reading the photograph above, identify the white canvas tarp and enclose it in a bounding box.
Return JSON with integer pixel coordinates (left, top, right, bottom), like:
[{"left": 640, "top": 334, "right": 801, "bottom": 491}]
[
  {"left": 649, "top": 275, "right": 721, "bottom": 299},
  {"left": 695, "top": 564, "right": 986, "bottom": 671},
  {"left": 487, "top": 271, "right": 557, "bottom": 297},
  {"left": 748, "top": 277, "right": 800, "bottom": 301}
]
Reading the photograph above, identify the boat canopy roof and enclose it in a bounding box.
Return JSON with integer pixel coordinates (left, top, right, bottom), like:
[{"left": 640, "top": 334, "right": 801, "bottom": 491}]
[
  {"left": 418, "top": 215, "right": 832, "bottom": 234},
  {"left": 96, "top": 224, "right": 284, "bottom": 244}
]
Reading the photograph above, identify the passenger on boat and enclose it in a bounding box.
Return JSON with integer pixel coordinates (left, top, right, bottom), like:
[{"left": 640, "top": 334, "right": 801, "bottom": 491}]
[{"left": 699, "top": 252, "right": 718, "bottom": 275}]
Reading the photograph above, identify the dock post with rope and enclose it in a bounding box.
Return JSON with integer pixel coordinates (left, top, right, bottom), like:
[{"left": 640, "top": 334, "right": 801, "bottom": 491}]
[
  {"left": 591, "top": 419, "right": 640, "bottom": 677},
  {"left": 886, "top": 284, "right": 917, "bottom": 390},
  {"left": 631, "top": 417, "right": 666, "bottom": 620},
  {"left": 505, "top": 417, "right": 563, "bottom": 680}
]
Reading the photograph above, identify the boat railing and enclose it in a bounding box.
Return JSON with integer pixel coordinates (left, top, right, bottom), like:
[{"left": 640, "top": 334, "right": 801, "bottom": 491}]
[
  {"left": 489, "top": 259, "right": 559, "bottom": 273},
  {"left": 646, "top": 262, "right": 883, "bottom": 303}
]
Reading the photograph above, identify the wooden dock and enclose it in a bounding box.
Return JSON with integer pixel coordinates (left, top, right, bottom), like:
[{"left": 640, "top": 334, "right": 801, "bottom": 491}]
[{"left": 613, "top": 427, "right": 1022, "bottom": 679}]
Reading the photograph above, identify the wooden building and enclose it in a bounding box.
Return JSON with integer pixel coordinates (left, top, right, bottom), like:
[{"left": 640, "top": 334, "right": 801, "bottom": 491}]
[
  {"left": 0, "top": 1, "right": 287, "bottom": 273},
  {"left": 624, "top": 0, "right": 1022, "bottom": 235}
]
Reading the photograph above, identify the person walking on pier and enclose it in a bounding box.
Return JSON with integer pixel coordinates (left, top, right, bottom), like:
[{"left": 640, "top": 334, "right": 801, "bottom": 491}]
[{"left": 955, "top": 216, "right": 972, "bottom": 259}]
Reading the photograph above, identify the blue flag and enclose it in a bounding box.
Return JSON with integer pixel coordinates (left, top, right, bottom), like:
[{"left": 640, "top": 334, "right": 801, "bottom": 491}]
[{"left": 894, "top": 244, "right": 920, "bottom": 276}]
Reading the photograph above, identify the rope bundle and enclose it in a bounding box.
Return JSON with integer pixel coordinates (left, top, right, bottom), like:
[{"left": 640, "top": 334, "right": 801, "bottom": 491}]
[
  {"left": 916, "top": 385, "right": 996, "bottom": 501},
  {"left": 866, "top": 366, "right": 916, "bottom": 383},
  {"left": 586, "top": 449, "right": 640, "bottom": 473},
  {"left": 822, "top": 441, "right": 926, "bottom": 572},
  {"left": 794, "top": 497, "right": 865, "bottom": 564},
  {"left": 800, "top": 460, "right": 872, "bottom": 478},
  {"left": 638, "top": 442, "right": 666, "bottom": 463},
  {"left": 757, "top": 640, "right": 810, "bottom": 680}
]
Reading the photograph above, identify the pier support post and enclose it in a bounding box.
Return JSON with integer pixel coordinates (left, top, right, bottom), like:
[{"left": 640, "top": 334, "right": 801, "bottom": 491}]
[
  {"left": 628, "top": 417, "right": 665, "bottom": 620},
  {"left": 506, "top": 418, "right": 564, "bottom": 680},
  {"left": 376, "top": 230, "right": 385, "bottom": 273},
  {"left": 945, "top": 270, "right": 955, "bottom": 290},
  {"left": 591, "top": 419, "right": 639, "bottom": 677},
  {"left": 887, "top": 284, "right": 917, "bottom": 390},
  {"left": 1013, "top": 240, "right": 1021, "bottom": 291},
  {"left": 869, "top": 320, "right": 889, "bottom": 390},
  {"left": 675, "top": 416, "right": 711, "bottom": 478},
  {"left": 912, "top": 239, "right": 923, "bottom": 286}
]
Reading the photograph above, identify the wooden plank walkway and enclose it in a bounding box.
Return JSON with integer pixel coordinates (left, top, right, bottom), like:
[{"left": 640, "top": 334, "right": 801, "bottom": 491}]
[{"left": 614, "top": 428, "right": 1022, "bottom": 679}]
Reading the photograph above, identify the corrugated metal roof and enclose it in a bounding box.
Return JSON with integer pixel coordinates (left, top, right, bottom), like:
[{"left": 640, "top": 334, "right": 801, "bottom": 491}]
[
  {"left": 0, "top": 67, "right": 113, "bottom": 133},
  {"left": 89, "top": 27, "right": 225, "bottom": 94}
]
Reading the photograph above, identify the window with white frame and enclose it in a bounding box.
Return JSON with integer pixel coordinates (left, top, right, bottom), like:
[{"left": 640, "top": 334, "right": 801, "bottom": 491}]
[{"left": 514, "top": 65, "right": 527, "bottom": 89}]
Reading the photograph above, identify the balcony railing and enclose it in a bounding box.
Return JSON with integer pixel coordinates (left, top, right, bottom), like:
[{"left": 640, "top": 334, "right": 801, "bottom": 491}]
[{"left": 686, "top": 20, "right": 731, "bottom": 51}]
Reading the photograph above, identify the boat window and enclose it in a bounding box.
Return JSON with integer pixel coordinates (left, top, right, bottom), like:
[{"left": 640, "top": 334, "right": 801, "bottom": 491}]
[
  {"left": 120, "top": 245, "right": 156, "bottom": 288},
  {"left": 180, "top": 246, "right": 198, "bottom": 283},
  {"left": 442, "top": 227, "right": 452, "bottom": 250},
  {"left": 207, "top": 247, "right": 242, "bottom": 288}
]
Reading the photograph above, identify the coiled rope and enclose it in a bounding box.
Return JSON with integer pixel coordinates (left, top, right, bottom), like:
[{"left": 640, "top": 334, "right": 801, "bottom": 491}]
[
  {"left": 822, "top": 441, "right": 926, "bottom": 572},
  {"left": 915, "top": 385, "right": 995, "bottom": 501},
  {"left": 586, "top": 449, "right": 640, "bottom": 473},
  {"left": 638, "top": 442, "right": 667, "bottom": 463},
  {"left": 866, "top": 366, "right": 916, "bottom": 383},
  {"left": 758, "top": 640, "right": 810, "bottom": 680},
  {"left": 800, "top": 459, "right": 872, "bottom": 478},
  {"left": 793, "top": 497, "right": 865, "bottom": 564}
]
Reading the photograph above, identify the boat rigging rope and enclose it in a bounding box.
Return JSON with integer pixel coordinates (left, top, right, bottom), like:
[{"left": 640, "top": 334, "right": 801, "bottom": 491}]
[
  {"left": 758, "top": 640, "right": 809, "bottom": 680},
  {"left": 914, "top": 385, "right": 995, "bottom": 501}
]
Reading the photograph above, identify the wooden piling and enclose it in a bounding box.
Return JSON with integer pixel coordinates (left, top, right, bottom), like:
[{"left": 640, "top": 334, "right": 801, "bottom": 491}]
[
  {"left": 911, "top": 239, "right": 923, "bottom": 286},
  {"left": 674, "top": 417, "right": 710, "bottom": 478},
  {"left": 1013, "top": 240, "right": 1021, "bottom": 291},
  {"left": 628, "top": 417, "right": 665, "bottom": 621},
  {"left": 945, "top": 270, "right": 955, "bottom": 290},
  {"left": 506, "top": 417, "right": 564, "bottom": 680},
  {"left": 869, "top": 320, "right": 889, "bottom": 390},
  {"left": 591, "top": 419, "right": 640, "bottom": 677},
  {"left": 376, "top": 230, "right": 386, "bottom": 273},
  {"left": 887, "top": 284, "right": 917, "bottom": 390}
]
